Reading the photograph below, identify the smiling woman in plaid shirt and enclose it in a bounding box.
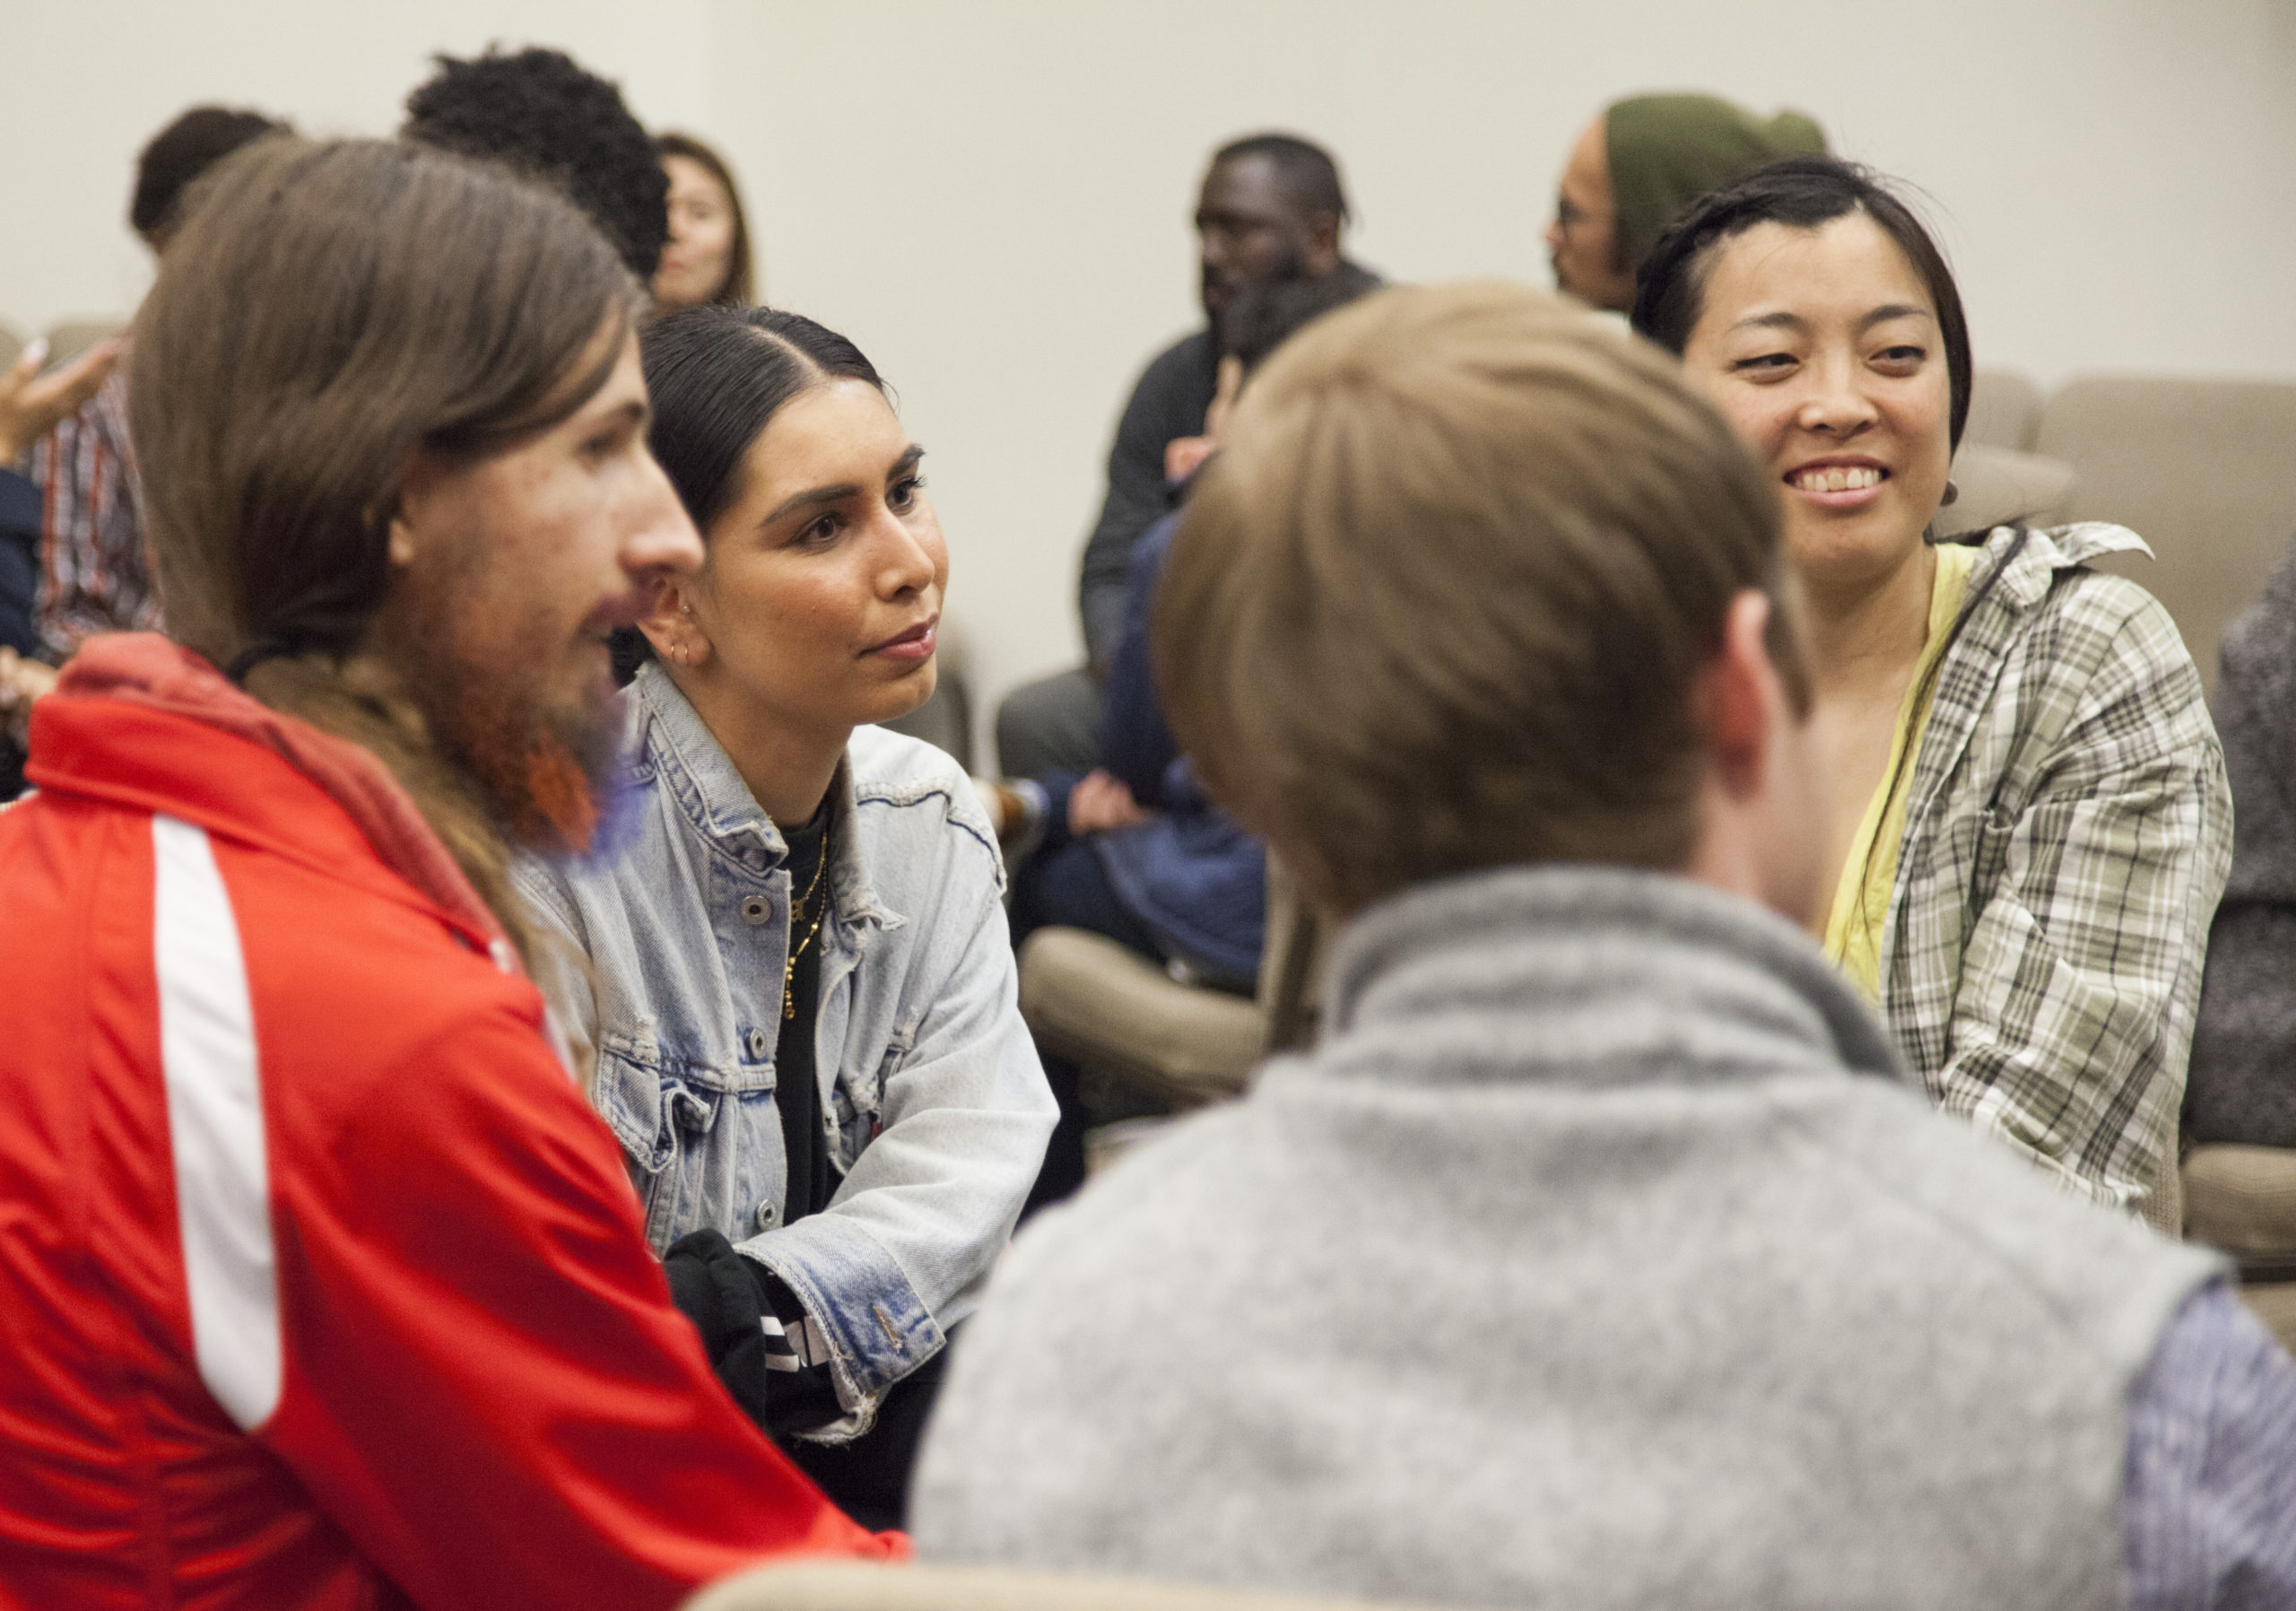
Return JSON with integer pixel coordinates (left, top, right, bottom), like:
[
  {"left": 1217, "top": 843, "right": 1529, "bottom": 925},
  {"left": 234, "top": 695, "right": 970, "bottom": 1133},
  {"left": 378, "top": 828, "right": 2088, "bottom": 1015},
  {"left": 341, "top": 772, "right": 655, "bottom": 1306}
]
[{"left": 1634, "top": 159, "right": 2231, "bottom": 1225}]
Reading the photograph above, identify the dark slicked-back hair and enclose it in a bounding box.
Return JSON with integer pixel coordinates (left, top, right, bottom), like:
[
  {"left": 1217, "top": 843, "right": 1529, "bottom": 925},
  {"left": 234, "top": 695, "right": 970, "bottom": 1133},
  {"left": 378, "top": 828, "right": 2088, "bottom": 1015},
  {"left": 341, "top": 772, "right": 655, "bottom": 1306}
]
[
  {"left": 1631, "top": 156, "right": 1973, "bottom": 451},
  {"left": 404, "top": 45, "right": 668, "bottom": 278},
  {"left": 130, "top": 105, "right": 290, "bottom": 242},
  {"left": 642, "top": 306, "right": 882, "bottom": 537},
  {"left": 1213, "top": 132, "right": 1350, "bottom": 226},
  {"left": 611, "top": 305, "right": 883, "bottom": 679}
]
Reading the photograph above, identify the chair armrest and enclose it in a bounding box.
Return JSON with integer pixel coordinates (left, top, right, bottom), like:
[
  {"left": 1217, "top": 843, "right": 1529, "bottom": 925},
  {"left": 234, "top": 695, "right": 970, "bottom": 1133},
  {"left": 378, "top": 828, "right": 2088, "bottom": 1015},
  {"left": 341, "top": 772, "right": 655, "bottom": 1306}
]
[{"left": 1018, "top": 927, "right": 1265, "bottom": 1104}]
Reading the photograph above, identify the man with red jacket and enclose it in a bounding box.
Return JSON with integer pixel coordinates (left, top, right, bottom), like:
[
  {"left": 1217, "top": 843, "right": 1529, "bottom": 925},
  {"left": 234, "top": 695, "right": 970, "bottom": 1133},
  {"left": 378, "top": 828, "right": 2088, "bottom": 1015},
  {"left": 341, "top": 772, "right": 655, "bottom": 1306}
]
[{"left": 0, "top": 135, "right": 897, "bottom": 1607}]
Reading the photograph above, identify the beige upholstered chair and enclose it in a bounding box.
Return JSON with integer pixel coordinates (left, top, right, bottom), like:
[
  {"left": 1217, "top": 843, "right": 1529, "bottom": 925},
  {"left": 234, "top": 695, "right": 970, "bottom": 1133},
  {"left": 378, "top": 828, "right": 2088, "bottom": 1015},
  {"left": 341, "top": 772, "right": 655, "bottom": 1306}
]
[
  {"left": 2022, "top": 373, "right": 2296, "bottom": 1328},
  {"left": 2035, "top": 376, "right": 2296, "bottom": 699},
  {"left": 685, "top": 1562, "right": 1432, "bottom": 1611},
  {"left": 1943, "top": 443, "right": 2076, "bottom": 537},
  {"left": 40, "top": 318, "right": 129, "bottom": 371},
  {"left": 1016, "top": 858, "right": 1326, "bottom": 1111},
  {"left": 1961, "top": 366, "right": 2044, "bottom": 451},
  {"left": 2181, "top": 1145, "right": 2296, "bottom": 1354}
]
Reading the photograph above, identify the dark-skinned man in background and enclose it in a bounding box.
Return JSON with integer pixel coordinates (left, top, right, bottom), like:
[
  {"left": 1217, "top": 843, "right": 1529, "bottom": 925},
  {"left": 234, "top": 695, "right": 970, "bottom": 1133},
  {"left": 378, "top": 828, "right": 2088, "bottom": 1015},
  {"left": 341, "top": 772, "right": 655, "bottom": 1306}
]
[{"left": 994, "top": 132, "right": 1378, "bottom": 780}]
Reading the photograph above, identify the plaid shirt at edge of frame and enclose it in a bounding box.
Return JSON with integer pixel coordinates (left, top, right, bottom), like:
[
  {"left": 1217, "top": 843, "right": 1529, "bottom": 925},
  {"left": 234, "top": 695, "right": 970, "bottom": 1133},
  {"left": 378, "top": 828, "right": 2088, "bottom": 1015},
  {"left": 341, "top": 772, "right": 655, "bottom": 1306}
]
[
  {"left": 29, "top": 368, "right": 158, "bottom": 663},
  {"left": 1879, "top": 521, "right": 2232, "bottom": 1219}
]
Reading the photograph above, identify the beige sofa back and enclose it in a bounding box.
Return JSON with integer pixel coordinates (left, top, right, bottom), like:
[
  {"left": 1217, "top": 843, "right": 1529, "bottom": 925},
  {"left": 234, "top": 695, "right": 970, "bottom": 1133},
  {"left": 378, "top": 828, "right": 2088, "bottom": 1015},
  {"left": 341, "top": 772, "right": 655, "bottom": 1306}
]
[{"left": 2036, "top": 376, "right": 2296, "bottom": 699}]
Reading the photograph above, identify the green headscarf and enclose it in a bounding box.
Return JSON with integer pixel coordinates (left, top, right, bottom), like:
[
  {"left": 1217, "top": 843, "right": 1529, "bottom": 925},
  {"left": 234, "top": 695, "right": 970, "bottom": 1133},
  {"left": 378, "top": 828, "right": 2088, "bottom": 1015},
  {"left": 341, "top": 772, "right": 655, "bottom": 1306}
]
[{"left": 1604, "top": 94, "right": 1829, "bottom": 273}]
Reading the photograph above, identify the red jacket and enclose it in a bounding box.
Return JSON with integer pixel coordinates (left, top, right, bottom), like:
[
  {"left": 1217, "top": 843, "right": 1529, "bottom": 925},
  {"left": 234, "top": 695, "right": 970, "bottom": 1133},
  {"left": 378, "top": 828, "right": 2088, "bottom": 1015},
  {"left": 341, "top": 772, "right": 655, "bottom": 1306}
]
[{"left": 0, "top": 636, "right": 898, "bottom": 1609}]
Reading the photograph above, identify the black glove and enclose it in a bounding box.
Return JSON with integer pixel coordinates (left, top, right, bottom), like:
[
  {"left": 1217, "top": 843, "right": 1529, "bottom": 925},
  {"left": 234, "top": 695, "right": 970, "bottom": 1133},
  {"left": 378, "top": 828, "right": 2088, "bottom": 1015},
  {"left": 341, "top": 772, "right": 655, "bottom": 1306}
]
[{"left": 662, "top": 1229, "right": 841, "bottom": 1437}]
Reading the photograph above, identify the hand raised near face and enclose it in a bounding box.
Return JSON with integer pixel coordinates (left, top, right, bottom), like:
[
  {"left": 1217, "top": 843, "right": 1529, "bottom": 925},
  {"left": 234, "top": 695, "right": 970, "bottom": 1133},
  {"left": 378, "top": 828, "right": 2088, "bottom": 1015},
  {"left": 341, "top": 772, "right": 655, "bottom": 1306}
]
[
  {"left": 1164, "top": 434, "right": 1215, "bottom": 484},
  {"left": 0, "top": 646, "right": 60, "bottom": 745},
  {"left": 1162, "top": 356, "right": 1248, "bottom": 486},
  {"left": 0, "top": 337, "right": 124, "bottom": 465}
]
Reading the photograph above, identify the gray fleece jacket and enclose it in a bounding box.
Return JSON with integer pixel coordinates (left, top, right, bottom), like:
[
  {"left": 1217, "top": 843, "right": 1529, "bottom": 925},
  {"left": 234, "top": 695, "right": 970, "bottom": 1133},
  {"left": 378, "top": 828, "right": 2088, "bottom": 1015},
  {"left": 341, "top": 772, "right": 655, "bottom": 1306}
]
[
  {"left": 912, "top": 865, "right": 2218, "bottom": 1610},
  {"left": 2190, "top": 531, "right": 2296, "bottom": 1145}
]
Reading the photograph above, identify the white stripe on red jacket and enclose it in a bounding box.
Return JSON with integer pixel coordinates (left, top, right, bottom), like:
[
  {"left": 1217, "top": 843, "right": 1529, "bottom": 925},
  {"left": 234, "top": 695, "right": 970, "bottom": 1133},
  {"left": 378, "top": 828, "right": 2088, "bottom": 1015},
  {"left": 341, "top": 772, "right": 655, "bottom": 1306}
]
[{"left": 0, "top": 634, "right": 898, "bottom": 1608}]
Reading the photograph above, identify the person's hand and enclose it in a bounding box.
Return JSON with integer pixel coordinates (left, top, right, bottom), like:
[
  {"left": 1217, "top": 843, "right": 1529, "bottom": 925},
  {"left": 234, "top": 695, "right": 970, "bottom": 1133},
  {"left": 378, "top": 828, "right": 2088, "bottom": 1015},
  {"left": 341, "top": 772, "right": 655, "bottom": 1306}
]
[
  {"left": 1163, "top": 433, "right": 1214, "bottom": 483},
  {"left": 0, "top": 646, "right": 59, "bottom": 744},
  {"left": 0, "top": 336, "right": 124, "bottom": 465},
  {"left": 1162, "top": 355, "right": 1248, "bottom": 485},
  {"left": 1201, "top": 353, "right": 1244, "bottom": 443},
  {"left": 1067, "top": 768, "right": 1153, "bottom": 836}
]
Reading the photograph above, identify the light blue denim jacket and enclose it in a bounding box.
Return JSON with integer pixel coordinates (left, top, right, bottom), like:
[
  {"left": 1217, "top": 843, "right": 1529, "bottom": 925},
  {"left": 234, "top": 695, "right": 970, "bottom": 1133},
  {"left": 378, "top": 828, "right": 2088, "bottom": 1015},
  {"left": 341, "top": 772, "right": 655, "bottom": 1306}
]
[{"left": 513, "top": 664, "right": 1056, "bottom": 1436}]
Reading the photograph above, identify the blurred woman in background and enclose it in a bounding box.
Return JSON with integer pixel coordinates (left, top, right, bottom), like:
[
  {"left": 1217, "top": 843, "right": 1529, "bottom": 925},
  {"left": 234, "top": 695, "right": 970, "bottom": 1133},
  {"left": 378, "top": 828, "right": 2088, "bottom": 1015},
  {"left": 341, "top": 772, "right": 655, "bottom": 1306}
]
[{"left": 654, "top": 131, "right": 754, "bottom": 309}]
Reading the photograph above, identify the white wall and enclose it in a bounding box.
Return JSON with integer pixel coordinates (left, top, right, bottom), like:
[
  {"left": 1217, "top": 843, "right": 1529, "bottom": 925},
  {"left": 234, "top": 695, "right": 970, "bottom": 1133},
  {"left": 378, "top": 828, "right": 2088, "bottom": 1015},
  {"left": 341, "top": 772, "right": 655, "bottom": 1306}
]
[{"left": 5, "top": 0, "right": 2293, "bottom": 757}]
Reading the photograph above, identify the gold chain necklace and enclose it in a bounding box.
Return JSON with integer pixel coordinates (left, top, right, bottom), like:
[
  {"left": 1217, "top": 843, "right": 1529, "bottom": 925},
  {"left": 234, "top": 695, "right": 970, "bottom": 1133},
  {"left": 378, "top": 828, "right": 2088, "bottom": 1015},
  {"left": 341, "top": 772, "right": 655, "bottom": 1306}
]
[
  {"left": 783, "top": 820, "right": 831, "bottom": 1022},
  {"left": 787, "top": 821, "right": 829, "bottom": 923}
]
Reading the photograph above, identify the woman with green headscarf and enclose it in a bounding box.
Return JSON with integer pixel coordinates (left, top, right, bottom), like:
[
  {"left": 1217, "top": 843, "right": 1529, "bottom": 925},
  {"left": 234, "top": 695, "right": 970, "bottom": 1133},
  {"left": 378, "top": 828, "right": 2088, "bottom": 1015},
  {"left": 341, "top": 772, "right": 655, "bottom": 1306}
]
[{"left": 1546, "top": 91, "right": 1826, "bottom": 310}]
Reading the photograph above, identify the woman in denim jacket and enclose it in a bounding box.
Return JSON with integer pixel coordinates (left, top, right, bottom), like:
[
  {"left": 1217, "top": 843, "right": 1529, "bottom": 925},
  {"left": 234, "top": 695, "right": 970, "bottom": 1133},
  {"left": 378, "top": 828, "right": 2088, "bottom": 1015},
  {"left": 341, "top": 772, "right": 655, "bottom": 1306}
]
[{"left": 514, "top": 307, "right": 1055, "bottom": 1527}]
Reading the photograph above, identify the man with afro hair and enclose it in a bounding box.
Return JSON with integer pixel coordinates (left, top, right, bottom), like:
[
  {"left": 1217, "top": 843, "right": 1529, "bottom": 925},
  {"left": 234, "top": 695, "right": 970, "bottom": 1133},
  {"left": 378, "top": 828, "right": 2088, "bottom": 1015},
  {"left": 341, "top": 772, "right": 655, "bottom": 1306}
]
[
  {"left": 403, "top": 45, "right": 668, "bottom": 280},
  {"left": 131, "top": 106, "right": 291, "bottom": 248}
]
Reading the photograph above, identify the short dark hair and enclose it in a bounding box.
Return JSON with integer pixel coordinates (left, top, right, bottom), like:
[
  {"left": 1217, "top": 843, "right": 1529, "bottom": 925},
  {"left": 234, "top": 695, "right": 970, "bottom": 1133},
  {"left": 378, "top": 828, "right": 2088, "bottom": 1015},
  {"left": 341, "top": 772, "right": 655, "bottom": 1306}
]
[
  {"left": 613, "top": 306, "right": 884, "bottom": 678},
  {"left": 130, "top": 106, "right": 289, "bottom": 241},
  {"left": 1630, "top": 156, "right": 1972, "bottom": 451},
  {"left": 404, "top": 46, "right": 668, "bottom": 279},
  {"left": 1212, "top": 132, "right": 1350, "bottom": 227}
]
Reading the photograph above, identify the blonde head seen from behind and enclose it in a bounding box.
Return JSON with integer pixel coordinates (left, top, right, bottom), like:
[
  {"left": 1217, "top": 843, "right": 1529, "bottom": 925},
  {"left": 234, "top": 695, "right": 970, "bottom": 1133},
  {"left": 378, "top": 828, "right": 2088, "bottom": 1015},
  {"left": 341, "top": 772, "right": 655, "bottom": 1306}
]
[{"left": 1156, "top": 280, "right": 1806, "bottom": 917}]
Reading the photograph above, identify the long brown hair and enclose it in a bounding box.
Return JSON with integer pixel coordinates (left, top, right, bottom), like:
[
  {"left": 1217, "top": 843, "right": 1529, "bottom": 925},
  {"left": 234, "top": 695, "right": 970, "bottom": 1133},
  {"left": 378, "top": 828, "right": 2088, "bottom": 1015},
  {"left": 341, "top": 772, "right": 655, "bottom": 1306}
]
[
  {"left": 129, "top": 135, "right": 643, "bottom": 960},
  {"left": 656, "top": 132, "right": 755, "bottom": 306}
]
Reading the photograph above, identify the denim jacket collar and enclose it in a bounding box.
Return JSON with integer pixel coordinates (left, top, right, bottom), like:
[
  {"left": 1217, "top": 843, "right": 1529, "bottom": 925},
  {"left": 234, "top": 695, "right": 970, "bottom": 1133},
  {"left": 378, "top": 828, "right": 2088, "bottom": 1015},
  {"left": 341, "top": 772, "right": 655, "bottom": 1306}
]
[{"left": 628, "top": 662, "right": 900, "bottom": 938}]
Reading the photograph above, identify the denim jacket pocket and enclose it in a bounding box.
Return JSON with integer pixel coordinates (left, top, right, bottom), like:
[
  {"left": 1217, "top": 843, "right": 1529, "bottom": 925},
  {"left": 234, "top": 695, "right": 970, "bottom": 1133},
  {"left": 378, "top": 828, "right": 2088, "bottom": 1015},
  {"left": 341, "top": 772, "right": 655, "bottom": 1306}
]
[
  {"left": 833, "top": 1031, "right": 906, "bottom": 1168},
  {"left": 593, "top": 1030, "right": 687, "bottom": 1250}
]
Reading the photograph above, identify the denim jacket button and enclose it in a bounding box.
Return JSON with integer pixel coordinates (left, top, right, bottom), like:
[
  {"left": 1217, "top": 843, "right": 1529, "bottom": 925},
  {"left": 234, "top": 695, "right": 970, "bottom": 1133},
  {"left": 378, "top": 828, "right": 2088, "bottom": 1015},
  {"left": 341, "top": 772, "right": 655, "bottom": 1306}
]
[
  {"left": 755, "top": 1202, "right": 778, "bottom": 1231},
  {"left": 740, "top": 894, "right": 771, "bottom": 925},
  {"left": 745, "top": 1026, "right": 770, "bottom": 1059}
]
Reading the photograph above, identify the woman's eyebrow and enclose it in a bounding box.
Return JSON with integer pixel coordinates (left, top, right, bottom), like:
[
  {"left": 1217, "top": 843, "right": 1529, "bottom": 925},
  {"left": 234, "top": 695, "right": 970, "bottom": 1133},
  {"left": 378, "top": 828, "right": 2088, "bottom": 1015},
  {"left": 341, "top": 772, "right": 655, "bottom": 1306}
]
[
  {"left": 761, "top": 447, "right": 928, "bottom": 524},
  {"left": 1726, "top": 304, "right": 1933, "bottom": 338},
  {"left": 1857, "top": 303, "right": 1933, "bottom": 330},
  {"left": 1727, "top": 310, "right": 1804, "bottom": 335},
  {"left": 764, "top": 482, "right": 860, "bottom": 523}
]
